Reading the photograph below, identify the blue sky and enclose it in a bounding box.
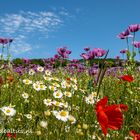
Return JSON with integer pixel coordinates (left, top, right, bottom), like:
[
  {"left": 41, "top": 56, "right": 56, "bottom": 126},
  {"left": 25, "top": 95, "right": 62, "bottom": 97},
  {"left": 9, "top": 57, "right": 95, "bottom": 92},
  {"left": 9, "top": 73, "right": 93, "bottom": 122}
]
[{"left": 0, "top": 0, "right": 140, "bottom": 60}]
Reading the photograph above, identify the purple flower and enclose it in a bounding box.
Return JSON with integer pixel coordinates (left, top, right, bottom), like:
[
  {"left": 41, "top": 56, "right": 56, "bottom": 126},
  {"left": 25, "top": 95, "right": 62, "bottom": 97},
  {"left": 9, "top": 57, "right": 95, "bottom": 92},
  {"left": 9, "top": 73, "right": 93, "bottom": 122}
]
[
  {"left": 22, "top": 58, "right": 30, "bottom": 64},
  {"left": 84, "top": 47, "right": 90, "bottom": 51},
  {"left": 128, "top": 24, "right": 140, "bottom": 32},
  {"left": 132, "top": 41, "right": 140, "bottom": 48},
  {"left": 115, "top": 55, "right": 120, "bottom": 59},
  {"left": 88, "top": 67, "right": 98, "bottom": 76},
  {"left": 72, "top": 59, "right": 79, "bottom": 63},
  {"left": 120, "top": 49, "right": 128, "bottom": 54},
  {"left": 0, "top": 38, "right": 13, "bottom": 45},
  {"left": 92, "top": 48, "right": 106, "bottom": 57},
  {"left": 117, "top": 29, "right": 130, "bottom": 39},
  {"left": 80, "top": 53, "right": 90, "bottom": 60},
  {"left": 53, "top": 54, "right": 60, "bottom": 60},
  {"left": 57, "top": 47, "right": 71, "bottom": 58}
]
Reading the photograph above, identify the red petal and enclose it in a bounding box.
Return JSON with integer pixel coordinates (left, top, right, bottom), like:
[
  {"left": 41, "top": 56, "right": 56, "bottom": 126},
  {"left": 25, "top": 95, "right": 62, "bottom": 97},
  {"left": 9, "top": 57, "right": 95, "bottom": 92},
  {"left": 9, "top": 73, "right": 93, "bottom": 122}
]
[
  {"left": 130, "top": 130, "right": 138, "bottom": 136},
  {"left": 119, "top": 104, "right": 128, "bottom": 112},
  {"left": 96, "top": 97, "right": 108, "bottom": 112},
  {"left": 120, "top": 75, "right": 133, "bottom": 82},
  {"left": 97, "top": 110, "right": 108, "bottom": 136},
  {"left": 104, "top": 105, "right": 123, "bottom": 130}
]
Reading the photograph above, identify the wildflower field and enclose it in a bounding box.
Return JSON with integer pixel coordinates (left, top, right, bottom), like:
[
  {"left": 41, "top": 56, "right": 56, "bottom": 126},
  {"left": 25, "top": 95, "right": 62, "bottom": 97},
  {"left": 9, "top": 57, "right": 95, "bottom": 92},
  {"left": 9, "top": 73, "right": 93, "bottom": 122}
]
[{"left": 0, "top": 24, "right": 140, "bottom": 140}]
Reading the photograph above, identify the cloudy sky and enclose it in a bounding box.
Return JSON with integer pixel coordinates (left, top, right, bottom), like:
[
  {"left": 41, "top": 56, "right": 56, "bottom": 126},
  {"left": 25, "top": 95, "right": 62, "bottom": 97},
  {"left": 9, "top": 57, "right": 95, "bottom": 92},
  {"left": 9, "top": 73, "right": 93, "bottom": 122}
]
[{"left": 0, "top": 0, "right": 140, "bottom": 59}]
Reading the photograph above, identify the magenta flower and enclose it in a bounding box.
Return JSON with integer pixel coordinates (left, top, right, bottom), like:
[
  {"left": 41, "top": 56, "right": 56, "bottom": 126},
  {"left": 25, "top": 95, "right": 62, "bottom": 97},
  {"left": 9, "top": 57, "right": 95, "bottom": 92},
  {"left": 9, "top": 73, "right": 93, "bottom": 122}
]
[
  {"left": 0, "top": 38, "right": 13, "bottom": 45},
  {"left": 80, "top": 53, "right": 91, "bottom": 60},
  {"left": 117, "top": 29, "right": 130, "bottom": 39},
  {"left": 120, "top": 49, "right": 128, "bottom": 54},
  {"left": 57, "top": 47, "right": 71, "bottom": 58},
  {"left": 128, "top": 24, "right": 140, "bottom": 32},
  {"left": 92, "top": 48, "right": 106, "bottom": 57},
  {"left": 132, "top": 41, "right": 140, "bottom": 48},
  {"left": 84, "top": 47, "right": 90, "bottom": 51},
  {"left": 115, "top": 55, "right": 120, "bottom": 59}
]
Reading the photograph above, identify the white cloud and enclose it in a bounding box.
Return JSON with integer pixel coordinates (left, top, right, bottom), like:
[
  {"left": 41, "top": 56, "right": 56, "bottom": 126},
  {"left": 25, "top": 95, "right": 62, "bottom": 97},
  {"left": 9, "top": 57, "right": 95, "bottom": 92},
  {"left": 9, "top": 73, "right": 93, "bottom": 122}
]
[{"left": 0, "top": 10, "right": 68, "bottom": 55}]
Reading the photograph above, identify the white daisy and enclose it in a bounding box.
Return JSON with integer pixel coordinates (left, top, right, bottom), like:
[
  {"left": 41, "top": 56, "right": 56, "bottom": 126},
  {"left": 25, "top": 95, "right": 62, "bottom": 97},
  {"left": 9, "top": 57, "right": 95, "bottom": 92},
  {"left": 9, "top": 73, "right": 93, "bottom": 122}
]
[
  {"left": 43, "top": 76, "right": 52, "bottom": 81},
  {"left": 53, "top": 110, "right": 69, "bottom": 122},
  {"left": 45, "top": 70, "right": 51, "bottom": 76},
  {"left": 1, "top": 106, "right": 16, "bottom": 116},
  {"left": 52, "top": 101, "right": 64, "bottom": 107},
  {"left": 85, "top": 95, "right": 95, "bottom": 105},
  {"left": 43, "top": 99, "right": 53, "bottom": 106},
  {"left": 22, "top": 92, "right": 29, "bottom": 99},
  {"left": 37, "top": 66, "right": 44, "bottom": 72},
  {"left": 64, "top": 91, "right": 72, "bottom": 97},
  {"left": 33, "top": 83, "right": 40, "bottom": 91},
  {"left": 29, "top": 69, "right": 35, "bottom": 75},
  {"left": 40, "top": 84, "right": 47, "bottom": 90},
  {"left": 53, "top": 90, "right": 63, "bottom": 98},
  {"left": 49, "top": 85, "right": 57, "bottom": 91},
  {"left": 23, "top": 79, "right": 32, "bottom": 85}
]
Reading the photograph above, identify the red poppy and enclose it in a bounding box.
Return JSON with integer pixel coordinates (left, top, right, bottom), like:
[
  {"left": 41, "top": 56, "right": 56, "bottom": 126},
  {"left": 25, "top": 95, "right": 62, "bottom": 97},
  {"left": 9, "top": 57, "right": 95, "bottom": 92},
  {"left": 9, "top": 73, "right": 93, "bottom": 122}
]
[
  {"left": 95, "top": 97, "right": 128, "bottom": 136},
  {"left": 6, "top": 132, "right": 12, "bottom": 138},
  {"left": 120, "top": 75, "right": 134, "bottom": 82},
  {"left": 13, "top": 133, "right": 17, "bottom": 139},
  {"left": 130, "top": 130, "right": 140, "bottom": 140}
]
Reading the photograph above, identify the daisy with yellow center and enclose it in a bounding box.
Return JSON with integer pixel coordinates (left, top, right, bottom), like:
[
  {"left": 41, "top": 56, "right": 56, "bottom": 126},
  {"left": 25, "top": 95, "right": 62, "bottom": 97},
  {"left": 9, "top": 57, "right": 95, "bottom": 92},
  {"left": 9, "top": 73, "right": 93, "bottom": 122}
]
[
  {"left": 37, "top": 66, "right": 44, "bottom": 72},
  {"left": 29, "top": 69, "right": 35, "bottom": 75},
  {"left": 43, "top": 75, "right": 52, "bottom": 81},
  {"left": 52, "top": 101, "right": 64, "bottom": 107},
  {"left": 53, "top": 110, "right": 69, "bottom": 122},
  {"left": 1, "top": 106, "right": 16, "bottom": 116},
  {"left": 40, "top": 84, "right": 47, "bottom": 90},
  {"left": 85, "top": 94, "right": 95, "bottom": 105},
  {"left": 43, "top": 99, "right": 53, "bottom": 106},
  {"left": 64, "top": 91, "right": 72, "bottom": 97},
  {"left": 23, "top": 79, "right": 32, "bottom": 85},
  {"left": 22, "top": 92, "right": 29, "bottom": 99},
  {"left": 45, "top": 70, "right": 51, "bottom": 76},
  {"left": 33, "top": 83, "right": 40, "bottom": 91},
  {"left": 53, "top": 90, "right": 63, "bottom": 98},
  {"left": 49, "top": 85, "right": 57, "bottom": 91},
  {"left": 52, "top": 77, "right": 59, "bottom": 81},
  {"left": 52, "top": 82, "right": 60, "bottom": 88}
]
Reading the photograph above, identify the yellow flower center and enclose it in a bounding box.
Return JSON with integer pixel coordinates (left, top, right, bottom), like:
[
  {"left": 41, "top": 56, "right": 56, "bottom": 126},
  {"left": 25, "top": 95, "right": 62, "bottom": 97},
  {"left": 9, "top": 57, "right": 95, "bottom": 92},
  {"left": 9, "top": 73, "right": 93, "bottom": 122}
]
[
  {"left": 6, "top": 109, "right": 11, "bottom": 113},
  {"left": 60, "top": 111, "right": 67, "bottom": 117}
]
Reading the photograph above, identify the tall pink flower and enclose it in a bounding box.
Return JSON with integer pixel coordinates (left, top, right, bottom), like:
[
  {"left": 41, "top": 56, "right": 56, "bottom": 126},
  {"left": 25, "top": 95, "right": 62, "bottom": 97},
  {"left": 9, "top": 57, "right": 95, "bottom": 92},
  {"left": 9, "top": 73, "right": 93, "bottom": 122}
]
[
  {"left": 128, "top": 24, "right": 140, "bottom": 32},
  {"left": 132, "top": 41, "right": 140, "bottom": 48}
]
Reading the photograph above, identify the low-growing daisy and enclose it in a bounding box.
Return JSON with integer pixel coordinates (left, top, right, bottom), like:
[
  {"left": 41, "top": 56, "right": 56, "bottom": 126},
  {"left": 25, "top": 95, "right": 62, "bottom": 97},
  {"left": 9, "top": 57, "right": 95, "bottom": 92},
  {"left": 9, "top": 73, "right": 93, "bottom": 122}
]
[
  {"left": 64, "top": 91, "right": 72, "bottom": 97},
  {"left": 23, "top": 79, "right": 32, "bottom": 85},
  {"left": 22, "top": 92, "right": 29, "bottom": 99},
  {"left": 53, "top": 90, "right": 63, "bottom": 98},
  {"left": 45, "top": 70, "right": 51, "bottom": 76},
  {"left": 43, "top": 99, "right": 53, "bottom": 106},
  {"left": 85, "top": 95, "right": 95, "bottom": 105},
  {"left": 49, "top": 85, "right": 57, "bottom": 91},
  {"left": 40, "top": 84, "right": 47, "bottom": 90},
  {"left": 1, "top": 106, "right": 16, "bottom": 116},
  {"left": 52, "top": 101, "right": 64, "bottom": 107},
  {"left": 43, "top": 76, "right": 52, "bottom": 81},
  {"left": 37, "top": 66, "right": 44, "bottom": 72},
  {"left": 29, "top": 69, "right": 35, "bottom": 75},
  {"left": 33, "top": 83, "right": 40, "bottom": 91},
  {"left": 53, "top": 110, "right": 69, "bottom": 122}
]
